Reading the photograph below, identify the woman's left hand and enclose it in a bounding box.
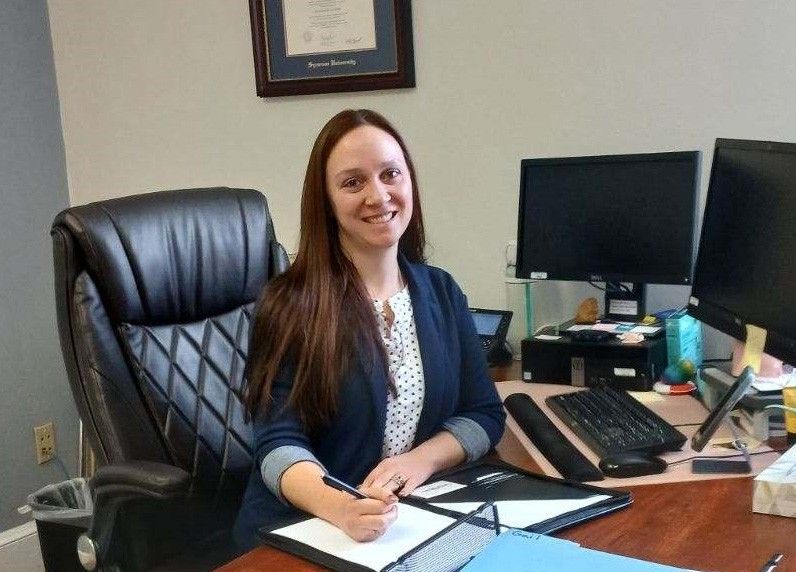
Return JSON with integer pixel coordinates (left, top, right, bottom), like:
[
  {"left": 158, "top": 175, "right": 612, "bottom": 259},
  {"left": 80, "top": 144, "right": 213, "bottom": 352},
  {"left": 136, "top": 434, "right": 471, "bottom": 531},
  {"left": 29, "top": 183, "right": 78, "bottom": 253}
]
[{"left": 361, "top": 450, "right": 435, "bottom": 496}]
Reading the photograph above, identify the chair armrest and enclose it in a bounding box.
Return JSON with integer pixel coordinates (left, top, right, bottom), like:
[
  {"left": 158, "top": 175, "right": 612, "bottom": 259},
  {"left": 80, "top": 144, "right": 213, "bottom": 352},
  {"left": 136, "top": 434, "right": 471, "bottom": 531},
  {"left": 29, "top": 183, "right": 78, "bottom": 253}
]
[
  {"left": 91, "top": 461, "right": 190, "bottom": 500},
  {"left": 81, "top": 462, "right": 191, "bottom": 571}
]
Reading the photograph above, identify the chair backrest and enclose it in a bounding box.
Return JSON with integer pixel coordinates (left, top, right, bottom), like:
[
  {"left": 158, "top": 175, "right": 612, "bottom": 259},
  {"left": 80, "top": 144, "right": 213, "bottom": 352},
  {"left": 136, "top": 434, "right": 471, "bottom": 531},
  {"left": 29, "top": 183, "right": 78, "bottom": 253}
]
[{"left": 51, "top": 188, "right": 288, "bottom": 504}]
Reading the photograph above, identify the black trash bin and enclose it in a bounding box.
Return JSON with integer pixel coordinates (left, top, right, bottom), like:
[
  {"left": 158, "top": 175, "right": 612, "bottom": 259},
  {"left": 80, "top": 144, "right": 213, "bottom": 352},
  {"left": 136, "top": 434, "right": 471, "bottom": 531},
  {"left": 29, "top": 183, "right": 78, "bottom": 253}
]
[{"left": 28, "top": 478, "right": 93, "bottom": 572}]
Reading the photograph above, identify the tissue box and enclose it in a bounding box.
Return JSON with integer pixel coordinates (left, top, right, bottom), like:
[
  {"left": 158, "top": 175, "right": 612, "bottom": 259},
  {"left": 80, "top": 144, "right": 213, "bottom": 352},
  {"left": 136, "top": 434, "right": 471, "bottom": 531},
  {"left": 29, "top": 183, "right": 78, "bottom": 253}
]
[{"left": 753, "top": 444, "right": 796, "bottom": 518}]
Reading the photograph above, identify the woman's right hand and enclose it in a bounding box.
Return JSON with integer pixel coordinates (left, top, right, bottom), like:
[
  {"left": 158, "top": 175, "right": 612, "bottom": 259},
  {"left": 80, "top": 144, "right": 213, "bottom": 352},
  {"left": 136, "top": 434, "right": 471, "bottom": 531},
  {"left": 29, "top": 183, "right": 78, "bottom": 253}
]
[{"left": 334, "top": 485, "right": 399, "bottom": 542}]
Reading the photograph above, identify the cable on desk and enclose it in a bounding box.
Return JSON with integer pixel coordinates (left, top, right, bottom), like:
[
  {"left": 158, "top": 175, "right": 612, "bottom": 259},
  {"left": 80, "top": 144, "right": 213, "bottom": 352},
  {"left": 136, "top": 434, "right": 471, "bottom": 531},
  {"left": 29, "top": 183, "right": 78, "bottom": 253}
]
[{"left": 667, "top": 448, "right": 788, "bottom": 467}]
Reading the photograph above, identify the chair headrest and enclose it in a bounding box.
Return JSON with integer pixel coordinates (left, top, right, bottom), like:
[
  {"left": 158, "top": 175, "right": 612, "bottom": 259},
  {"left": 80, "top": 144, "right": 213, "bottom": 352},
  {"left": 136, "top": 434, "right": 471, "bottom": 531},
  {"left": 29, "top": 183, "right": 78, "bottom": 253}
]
[{"left": 52, "top": 187, "right": 276, "bottom": 325}]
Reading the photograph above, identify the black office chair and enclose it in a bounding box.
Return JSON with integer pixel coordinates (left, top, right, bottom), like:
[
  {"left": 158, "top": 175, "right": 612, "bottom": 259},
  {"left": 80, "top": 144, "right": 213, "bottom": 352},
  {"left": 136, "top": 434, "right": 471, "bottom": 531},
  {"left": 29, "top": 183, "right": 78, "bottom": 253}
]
[{"left": 51, "top": 188, "right": 288, "bottom": 571}]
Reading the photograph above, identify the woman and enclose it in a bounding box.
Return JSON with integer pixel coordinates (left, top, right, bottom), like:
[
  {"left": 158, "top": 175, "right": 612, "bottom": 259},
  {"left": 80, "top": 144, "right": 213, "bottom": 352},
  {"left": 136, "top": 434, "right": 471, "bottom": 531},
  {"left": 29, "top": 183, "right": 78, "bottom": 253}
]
[{"left": 234, "top": 109, "right": 505, "bottom": 550}]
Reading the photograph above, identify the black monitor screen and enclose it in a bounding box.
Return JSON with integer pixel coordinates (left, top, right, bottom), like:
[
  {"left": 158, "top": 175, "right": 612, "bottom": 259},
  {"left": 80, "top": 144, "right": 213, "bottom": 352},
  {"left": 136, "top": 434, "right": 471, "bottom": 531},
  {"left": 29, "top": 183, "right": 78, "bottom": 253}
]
[
  {"left": 688, "top": 139, "right": 796, "bottom": 364},
  {"left": 516, "top": 152, "right": 699, "bottom": 284}
]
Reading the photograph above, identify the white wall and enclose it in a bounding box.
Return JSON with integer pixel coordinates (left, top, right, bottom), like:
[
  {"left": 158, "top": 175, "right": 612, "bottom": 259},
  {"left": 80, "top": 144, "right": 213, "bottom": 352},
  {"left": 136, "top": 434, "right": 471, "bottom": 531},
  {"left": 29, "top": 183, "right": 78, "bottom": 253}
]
[{"left": 47, "top": 1, "right": 796, "bottom": 360}]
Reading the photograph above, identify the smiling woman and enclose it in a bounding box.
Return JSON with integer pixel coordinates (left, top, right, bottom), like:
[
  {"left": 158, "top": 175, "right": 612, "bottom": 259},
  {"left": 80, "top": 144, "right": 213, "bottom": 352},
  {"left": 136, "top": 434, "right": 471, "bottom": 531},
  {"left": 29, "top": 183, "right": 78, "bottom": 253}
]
[
  {"left": 326, "top": 124, "right": 414, "bottom": 263},
  {"left": 234, "top": 110, "right": 505, "bottom": 550}
]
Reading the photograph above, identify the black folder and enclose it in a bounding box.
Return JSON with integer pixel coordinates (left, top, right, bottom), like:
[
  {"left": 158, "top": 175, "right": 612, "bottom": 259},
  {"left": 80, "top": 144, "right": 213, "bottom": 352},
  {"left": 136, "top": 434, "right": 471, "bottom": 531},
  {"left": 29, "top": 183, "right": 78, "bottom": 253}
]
[
  {"left": 259, "top": 460, "right": 631, "bottom": 571},
  {"left": 404, "top": 459, "right": 632, "bottom": 534},
  {"left": 260, "top": 502, "right": 501, "bottom": 572}
]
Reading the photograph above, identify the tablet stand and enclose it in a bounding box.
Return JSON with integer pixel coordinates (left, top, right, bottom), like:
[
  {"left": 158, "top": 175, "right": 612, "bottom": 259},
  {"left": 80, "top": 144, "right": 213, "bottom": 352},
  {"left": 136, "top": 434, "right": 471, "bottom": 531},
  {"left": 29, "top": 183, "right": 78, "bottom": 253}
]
[{"left": 692, "top": 416, "right": 753, "bottom": 474}]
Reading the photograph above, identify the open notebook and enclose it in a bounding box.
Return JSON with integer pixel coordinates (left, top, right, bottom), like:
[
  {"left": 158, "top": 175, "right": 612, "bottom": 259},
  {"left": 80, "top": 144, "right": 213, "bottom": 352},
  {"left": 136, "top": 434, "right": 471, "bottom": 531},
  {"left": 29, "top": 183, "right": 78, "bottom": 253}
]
[
  {"left": 260, "top": 460, "right": 632, "bottom": 571},
  {"left": 262, "top": 502, "right": 501, "bottom": 572}
]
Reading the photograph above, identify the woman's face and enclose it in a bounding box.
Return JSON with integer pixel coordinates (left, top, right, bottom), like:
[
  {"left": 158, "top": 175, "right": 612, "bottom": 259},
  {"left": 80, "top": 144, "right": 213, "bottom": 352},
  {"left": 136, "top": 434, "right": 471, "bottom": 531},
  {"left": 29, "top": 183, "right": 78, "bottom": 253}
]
[{"left": 325, "top": 125, "right": 413, "bottom": 257}]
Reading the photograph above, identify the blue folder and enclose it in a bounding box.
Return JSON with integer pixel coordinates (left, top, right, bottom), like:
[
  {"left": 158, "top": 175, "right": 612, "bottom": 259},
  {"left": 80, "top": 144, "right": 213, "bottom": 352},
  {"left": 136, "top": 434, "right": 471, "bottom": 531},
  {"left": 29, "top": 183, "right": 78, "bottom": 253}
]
[{"left": 462, "top": 529, "right": 699, "bottom": 572}]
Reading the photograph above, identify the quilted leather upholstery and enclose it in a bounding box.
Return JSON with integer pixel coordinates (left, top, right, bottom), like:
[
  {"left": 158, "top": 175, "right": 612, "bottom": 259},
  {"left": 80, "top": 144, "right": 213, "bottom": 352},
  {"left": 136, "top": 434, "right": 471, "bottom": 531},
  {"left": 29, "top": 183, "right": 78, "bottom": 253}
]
[
  {"left": 51, "top": 187, "right": 288, "bottom": 569},
  {"left": 52, "top": 186, "right": 287, "bottom": 479},
  {"left": 122, "top": 304, "right": 254, "bottom": 493},
  {"left": 121, "top": 304, "right": 254, "bottom": 499},
  {"left": 52, "top": 188, "right": 287, "bottom": 468}
]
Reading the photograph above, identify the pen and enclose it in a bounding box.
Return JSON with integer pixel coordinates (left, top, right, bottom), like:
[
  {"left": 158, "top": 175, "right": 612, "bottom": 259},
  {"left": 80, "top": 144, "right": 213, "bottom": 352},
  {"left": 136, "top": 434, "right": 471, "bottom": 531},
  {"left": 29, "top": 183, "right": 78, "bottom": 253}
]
[
  {"left": 759, "top": 553, "right": 783, "bottom": 572},
  {"left": 322, "top": 474, "right": 368, "bottom": 500}
]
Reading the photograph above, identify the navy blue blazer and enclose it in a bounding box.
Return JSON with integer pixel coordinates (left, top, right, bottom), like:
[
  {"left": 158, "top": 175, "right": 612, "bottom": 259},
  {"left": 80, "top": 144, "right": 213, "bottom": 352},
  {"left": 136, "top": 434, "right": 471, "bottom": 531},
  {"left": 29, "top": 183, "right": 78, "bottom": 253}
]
[{"left": 233, "top": 259, "right": 506, "bottom": 550}]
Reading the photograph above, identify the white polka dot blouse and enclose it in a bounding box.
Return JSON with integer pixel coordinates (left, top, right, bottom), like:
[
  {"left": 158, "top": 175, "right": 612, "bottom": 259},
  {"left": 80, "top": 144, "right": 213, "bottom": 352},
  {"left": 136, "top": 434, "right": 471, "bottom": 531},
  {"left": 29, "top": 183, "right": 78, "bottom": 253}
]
[{"left": 371, "top": 286, "right": 425, "bottom": 458}]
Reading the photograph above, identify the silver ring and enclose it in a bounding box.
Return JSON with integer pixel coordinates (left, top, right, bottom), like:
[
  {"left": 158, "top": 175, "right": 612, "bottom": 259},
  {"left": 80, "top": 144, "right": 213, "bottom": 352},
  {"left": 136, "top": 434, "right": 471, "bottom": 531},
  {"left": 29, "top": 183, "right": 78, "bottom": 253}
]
[{"left": 389, "top": 474, "right": 406, "bottom": 487}]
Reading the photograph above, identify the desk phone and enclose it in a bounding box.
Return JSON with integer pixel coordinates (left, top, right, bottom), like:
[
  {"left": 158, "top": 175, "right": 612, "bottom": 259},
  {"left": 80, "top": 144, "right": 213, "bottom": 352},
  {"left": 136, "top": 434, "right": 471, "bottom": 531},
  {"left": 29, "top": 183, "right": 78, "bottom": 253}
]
[{"left": 469, "top": 308, "right": 513, "bottom": 365}]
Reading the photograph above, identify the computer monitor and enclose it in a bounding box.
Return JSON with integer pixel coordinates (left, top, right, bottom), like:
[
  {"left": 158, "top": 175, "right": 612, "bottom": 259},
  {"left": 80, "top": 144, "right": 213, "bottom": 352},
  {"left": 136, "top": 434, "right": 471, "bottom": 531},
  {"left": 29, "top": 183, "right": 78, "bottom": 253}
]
[
  {"left": 687, "top": 139, "right": 796, "bottom": 366},
  {"left": 516, "top": 151, "right": 700, "bottom": 320}
]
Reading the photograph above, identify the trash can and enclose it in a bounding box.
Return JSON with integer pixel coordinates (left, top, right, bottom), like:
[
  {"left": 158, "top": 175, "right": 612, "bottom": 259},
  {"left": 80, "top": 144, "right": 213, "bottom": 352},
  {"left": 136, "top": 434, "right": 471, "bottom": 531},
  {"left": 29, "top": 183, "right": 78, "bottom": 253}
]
[{"left": 28, "top": 478, "right": 93, "bottom": 572}]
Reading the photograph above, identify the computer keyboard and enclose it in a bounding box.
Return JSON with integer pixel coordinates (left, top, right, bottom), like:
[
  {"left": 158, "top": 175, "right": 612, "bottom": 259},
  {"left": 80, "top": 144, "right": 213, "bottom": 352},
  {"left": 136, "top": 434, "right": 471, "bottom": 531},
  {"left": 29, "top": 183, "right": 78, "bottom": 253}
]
[
  {"left": 545, "top": 385, "right": 687, "bottom": 458},
  {"left": 503, "top": 393, "right": 604, "bottom": 482}
]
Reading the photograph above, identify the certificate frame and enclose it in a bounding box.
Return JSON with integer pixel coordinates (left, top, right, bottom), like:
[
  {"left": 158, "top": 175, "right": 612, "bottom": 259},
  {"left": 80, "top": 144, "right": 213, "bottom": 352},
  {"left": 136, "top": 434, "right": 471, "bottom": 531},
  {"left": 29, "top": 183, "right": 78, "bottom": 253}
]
[{"left": 249, "top": 0, "right": 415, "bottom": 98}]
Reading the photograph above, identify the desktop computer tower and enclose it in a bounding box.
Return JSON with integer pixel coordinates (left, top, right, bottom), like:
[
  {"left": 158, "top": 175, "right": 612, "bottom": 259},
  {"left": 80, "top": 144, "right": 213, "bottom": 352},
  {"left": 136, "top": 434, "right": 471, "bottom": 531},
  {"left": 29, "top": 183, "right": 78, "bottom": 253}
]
[{"left": 520, "top": 334, "right": 667, "bottom": 391}]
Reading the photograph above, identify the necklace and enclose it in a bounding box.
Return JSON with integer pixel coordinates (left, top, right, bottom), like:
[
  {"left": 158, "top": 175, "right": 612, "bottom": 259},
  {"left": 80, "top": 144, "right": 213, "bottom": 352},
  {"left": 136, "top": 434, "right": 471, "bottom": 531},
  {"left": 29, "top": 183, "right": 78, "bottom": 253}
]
[{"left": 372, "top": 288, "right": 408, "bottom": 374}]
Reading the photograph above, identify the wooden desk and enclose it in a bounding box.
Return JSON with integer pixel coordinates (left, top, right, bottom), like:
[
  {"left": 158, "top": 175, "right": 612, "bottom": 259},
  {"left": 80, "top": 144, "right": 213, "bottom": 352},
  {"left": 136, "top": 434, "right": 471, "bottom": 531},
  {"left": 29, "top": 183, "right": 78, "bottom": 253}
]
[{"left": 218, "top": 363, "right": 795, "bottom": 572}]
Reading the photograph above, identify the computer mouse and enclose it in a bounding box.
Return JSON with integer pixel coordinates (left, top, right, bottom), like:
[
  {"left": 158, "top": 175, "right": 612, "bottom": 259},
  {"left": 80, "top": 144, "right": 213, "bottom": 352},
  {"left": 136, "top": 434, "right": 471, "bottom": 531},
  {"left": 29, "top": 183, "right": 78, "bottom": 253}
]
[{"left": 598, "top": 452, "right": 668, "bottom": 478}]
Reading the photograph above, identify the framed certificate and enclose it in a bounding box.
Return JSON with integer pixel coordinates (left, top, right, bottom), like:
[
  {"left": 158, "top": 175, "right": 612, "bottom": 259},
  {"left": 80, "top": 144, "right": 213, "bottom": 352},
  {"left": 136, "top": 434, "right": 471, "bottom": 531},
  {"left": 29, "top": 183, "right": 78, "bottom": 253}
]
[{"left": 249, "top": 0, "right": 415, "bottom": 97}]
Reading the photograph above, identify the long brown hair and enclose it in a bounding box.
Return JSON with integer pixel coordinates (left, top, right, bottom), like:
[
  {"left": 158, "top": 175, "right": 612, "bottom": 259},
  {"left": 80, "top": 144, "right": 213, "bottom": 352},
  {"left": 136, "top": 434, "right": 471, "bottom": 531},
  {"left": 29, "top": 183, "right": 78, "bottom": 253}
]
[{"left": 244, "top": 109, "right": 426, "bottom": 430}]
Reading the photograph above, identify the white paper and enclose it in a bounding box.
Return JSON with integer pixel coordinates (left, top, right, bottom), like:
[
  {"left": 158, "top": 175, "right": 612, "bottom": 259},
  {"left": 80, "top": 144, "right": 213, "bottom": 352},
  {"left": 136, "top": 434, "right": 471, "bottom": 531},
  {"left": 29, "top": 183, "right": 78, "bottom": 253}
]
[
  {"left": 430, "top": 495, "right": 611, "bottom": 529},
  {"left": 411, "top": 480, "right": 467, "bottom": 499},
  {"left": 751, "top": 373, "right": 796, "bottom": 392},
  {"left": 630, "top": 325, "right": 661, "bottom": 335},
  {"left": 271, "top": 503, "right": 455, "bottom": 571},
  {"left": 628, "top": 391, "right": 665, "bottom": 405},
  {"left": 566, "top": 325, "right": 591, "bottom": 332},
  {"left": 535, "top": 334, "right": 562, "bottom": 341},
  {"left": 283, "top": 0, "right": 377, "bottom": 56}
]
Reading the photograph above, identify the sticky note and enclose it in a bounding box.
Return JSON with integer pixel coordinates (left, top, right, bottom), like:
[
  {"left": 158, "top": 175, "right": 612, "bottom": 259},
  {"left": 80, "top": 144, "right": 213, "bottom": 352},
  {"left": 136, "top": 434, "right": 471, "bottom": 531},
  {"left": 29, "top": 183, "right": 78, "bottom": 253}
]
[
  {"left": 740, "top": 324, "right": 767, "bottom": 373},
  {"left": 628, "top": 391, "right": 665, "bottom": 405}
]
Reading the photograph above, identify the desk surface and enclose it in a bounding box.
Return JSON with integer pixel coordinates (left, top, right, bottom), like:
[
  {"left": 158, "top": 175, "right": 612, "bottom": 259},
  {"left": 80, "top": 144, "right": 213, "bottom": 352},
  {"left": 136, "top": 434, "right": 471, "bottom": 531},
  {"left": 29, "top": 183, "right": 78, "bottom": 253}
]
[{"left": 217, "top": 363, "right": 795, "bottom": 572}]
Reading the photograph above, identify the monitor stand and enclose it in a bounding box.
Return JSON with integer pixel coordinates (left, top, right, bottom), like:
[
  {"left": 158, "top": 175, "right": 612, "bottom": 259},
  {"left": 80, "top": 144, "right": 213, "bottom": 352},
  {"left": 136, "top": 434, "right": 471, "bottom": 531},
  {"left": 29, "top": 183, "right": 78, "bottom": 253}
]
[{"left": 605, "top": 282, "right": 646, "bottom": 322}]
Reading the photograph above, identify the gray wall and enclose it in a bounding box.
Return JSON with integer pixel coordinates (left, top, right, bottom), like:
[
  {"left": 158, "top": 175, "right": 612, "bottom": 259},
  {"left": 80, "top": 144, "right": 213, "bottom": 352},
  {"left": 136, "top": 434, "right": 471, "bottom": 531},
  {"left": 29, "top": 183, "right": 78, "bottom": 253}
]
[{"left": 0, "top": 0, "right": 76, "bottom": 531}]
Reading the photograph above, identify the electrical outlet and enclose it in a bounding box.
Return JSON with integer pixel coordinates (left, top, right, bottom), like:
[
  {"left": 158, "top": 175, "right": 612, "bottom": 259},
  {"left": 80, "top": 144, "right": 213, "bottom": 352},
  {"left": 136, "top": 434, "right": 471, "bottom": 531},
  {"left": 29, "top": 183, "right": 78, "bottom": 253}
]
[
  {"left": 34, "top": 421, "right": 56, "bottom": 464},
  {"left": 505, "top": 240, "right": 517, "bottom": 266}
]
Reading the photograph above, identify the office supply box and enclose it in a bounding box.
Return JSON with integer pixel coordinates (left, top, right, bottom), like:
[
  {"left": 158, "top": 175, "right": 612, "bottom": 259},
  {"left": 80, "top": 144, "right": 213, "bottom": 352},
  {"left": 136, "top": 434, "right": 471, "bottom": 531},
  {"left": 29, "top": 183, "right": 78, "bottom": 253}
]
[{"left": 521, "top": 335, "right": 667, "bottom": 391}]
